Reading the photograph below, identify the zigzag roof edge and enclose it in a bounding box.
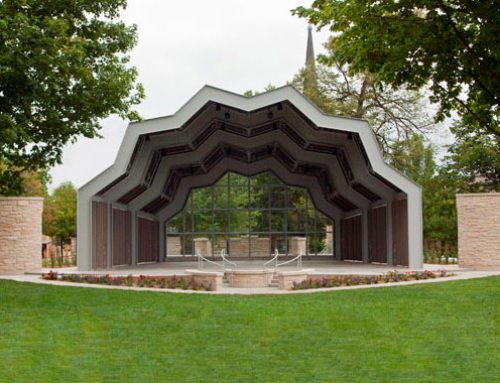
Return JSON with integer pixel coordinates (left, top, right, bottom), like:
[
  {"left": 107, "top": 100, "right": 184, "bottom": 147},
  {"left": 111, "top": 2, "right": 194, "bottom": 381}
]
[{"left": 79, "top": 84, "right": 420, "bottom": 194}]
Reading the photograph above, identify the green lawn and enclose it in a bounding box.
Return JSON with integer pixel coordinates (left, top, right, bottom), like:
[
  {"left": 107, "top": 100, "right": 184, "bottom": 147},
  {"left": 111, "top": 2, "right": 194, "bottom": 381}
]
[{"left": 0, "top": 278, "right": 499, "bottom": 382}]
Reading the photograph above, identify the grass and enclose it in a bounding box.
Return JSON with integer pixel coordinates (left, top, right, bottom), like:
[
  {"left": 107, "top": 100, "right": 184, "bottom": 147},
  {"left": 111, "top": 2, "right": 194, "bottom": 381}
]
[{"left": 0, "top": 277, "right": 499, "bottom": 382}]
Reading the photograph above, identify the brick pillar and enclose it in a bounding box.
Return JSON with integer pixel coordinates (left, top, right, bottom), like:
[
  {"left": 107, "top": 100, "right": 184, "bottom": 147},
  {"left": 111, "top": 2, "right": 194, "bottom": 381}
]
[
  {"left": 0, "top": 197, "right": 43, "bottom": 274},
  {"left": 289, "top": 237, "right": 306, "bottom": 256},
  {"left": 456, "top": 193, "right": 500, "bottom": 268},
  {"left": 194, "top": 237, "right": 212, "bottom": 257}
]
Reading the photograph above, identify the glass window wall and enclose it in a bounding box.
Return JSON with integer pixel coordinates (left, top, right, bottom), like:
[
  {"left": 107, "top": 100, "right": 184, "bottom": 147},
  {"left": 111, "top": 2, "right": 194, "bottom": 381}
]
[{"left": 165, "top": 172, "right": 334, "bottom": 258}]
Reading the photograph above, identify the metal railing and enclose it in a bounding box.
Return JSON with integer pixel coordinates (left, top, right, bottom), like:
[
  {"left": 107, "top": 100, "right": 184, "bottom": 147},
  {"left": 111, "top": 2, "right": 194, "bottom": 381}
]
[
  {"left": 196, "top": 249, "right": 237, "bottom": 270},
  {"left": 220, "top": 249, "right": 237, "bottom": 269},
  {"left": 275, "top": 252, "right": 303, "bottom": 269},
  {"left": 263, "top": 248, "right": 280, "bottom": 270},
  {"left": 196, "top": 251, "right": 224, "bottom": 270}
]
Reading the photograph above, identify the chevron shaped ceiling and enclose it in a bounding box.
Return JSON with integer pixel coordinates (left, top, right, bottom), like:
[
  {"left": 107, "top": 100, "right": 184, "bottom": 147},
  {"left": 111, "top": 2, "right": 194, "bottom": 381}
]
[{"left": 96, "top": 100, "right": 402, "bottom": 218}]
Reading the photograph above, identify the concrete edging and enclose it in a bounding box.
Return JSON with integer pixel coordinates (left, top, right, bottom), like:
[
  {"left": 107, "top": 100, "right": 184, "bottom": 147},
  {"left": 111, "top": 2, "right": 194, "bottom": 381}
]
[{"left": 1, "top": 271, "right": 499, "bottom": 295}]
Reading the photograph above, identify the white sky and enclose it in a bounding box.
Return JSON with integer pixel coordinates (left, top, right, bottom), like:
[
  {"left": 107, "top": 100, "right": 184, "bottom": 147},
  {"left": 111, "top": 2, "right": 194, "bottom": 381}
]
[{"left": 49, "top": 0, "right": 331, "bottom": 191}]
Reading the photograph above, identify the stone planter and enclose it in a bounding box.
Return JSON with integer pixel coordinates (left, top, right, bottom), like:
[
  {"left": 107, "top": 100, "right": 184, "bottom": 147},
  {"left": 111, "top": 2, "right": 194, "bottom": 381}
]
[
  {"left": 225, "top": 270, "right": 274, "bottom": 288},
  {"left": 277, "top": 269, "right": 314, "bottom": 290},
  {"left": 185, "top": 269, "right": 223, "bottom": 291}
]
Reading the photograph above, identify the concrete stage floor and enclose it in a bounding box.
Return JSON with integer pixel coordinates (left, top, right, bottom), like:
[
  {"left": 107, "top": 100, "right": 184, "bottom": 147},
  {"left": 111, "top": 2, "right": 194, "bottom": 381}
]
[{"left": 28, "top": 259, "right": 469, "bottom": 277}]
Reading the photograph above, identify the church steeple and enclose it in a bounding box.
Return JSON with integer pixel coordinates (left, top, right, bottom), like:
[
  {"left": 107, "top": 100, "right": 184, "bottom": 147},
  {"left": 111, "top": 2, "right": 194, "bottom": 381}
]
[
  {"left": 303, "top": 25, "right": 318, "bottom": 95},
  {"left": 305, "top": 24, "right": 315, "bottom": 65}
]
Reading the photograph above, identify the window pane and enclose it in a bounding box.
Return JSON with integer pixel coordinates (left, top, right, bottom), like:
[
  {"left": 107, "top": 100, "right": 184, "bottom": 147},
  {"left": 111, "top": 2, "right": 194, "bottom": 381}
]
[
  {"left": 230, "top": 211, "right": 249, "bottom": 233},
  {"left": 287, "top": 209, "right": 306, "bottom": 232},
  {"left": 251, "top": 172, "right": 278, "bottom": 186},
  {"left": 250, "top": 210, "right": 268, "bottom": 232},
  {"left": 215, "top": 173, "right": 229, "bottom": 187},
  {"left": 213, "top": 186, "right": 229, "bottom": 209},
  {"left": 229, "top": 186, "right": 248, "bottom": 209},
  {"left": 185, "top": 212, "right": 193, "bottom": 232},
  {"left": 183, "top": 235, "right": 195, "bottom": 256},
  {"left": 270, "top": 234, "right": 287, "bottom": 255},
  {"left": 193, "top": 211, "right": 212, "bottom": 232},
  {"left": 213, "top": 235, "right": 228, "bottom": 256},
  {"left": 250, "top": 187, "right": 268, "bottom": 208},
  {"left": 316, "top": 211, "right": 333, "bottom": 232},
  {"left": 317, "top": 232, "right": 333, "bottom": 256},
  {"left": 166, "top": 212, "right": 183, "bottom": 233},
  {"left": 213, "top": 211, "right": 228, "bottom": 232},
  {"left": 192, "top": 187, "right": 212, "bottom": 210},
  {"left": 288, "top": 186, "right": 307, "bottom": 209},
  {"left": 270, "top": 211, "right": 286, "bottom": 232},
  {"left": 270, "top": 186, "right": 286, "bottom": 208},
  {"left": 229, "top": 172, "right": 248, "bottom": 187},
  {"left": 307, "top": 234, "right": 318, "bottom": 256}
]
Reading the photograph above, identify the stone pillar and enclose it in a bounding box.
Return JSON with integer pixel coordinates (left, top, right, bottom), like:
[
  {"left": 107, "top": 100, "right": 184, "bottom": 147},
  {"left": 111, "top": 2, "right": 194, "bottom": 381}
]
[
  {"left": 194, "top": 237, "right": 212, "bottom": 257},
  {"left": 456, "top": 193, "right": 500, "bottom": 268},
  {"left": 0, "top": 197, "right": 43, "bottom": 274},
  {"left": 289, "top": 236, "right": 306, "bottom": 256}
]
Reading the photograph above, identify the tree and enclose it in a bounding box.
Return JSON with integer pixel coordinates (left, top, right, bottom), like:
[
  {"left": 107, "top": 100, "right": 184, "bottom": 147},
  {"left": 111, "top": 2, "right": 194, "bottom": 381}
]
[
  {"left": 293, "top": 1, "right": 500, "bottom": 140},
  {"left": 0, "top": 0, "right": 144, "bottom": 195},
  {"left": 389, "top": 134, "right": 462, "bottom": 258},
  {"left": 291, "top": 40, "right": 433, "bottom": 155},
  {"left": 446, "top": 123, "right": 500, "bottom": 190},
  {"left": 44, "top": 182, "right": 77, "bottom": 262}
]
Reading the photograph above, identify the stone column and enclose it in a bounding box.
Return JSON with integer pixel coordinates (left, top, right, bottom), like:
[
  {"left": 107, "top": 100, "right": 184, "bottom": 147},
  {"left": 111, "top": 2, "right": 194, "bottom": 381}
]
[
  {"left": 0, "top": 197, "right": 43, "bottom": 274},
  {"left": 456, "top": 193, "right": 500, "bottom": 268},
  {"left": 194, "top": 237, "right": 212, "bottom": 257}
]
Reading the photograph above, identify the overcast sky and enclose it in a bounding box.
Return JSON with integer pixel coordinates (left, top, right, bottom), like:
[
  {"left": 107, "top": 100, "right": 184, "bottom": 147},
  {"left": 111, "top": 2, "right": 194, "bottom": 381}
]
[{"left": 48, "top": 0, "right": 331, "bottom": 191}]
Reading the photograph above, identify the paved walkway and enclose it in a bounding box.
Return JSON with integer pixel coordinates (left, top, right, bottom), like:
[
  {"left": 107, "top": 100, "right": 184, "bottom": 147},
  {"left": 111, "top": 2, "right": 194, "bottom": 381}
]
[{"left": 2, "top": 267, "right": 499, "bottom": 295}]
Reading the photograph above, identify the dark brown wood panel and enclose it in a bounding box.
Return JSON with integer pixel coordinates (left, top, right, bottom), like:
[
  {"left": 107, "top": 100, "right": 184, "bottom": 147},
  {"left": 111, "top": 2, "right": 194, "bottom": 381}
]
[
  {"left": 392, "top": 199, "right": 409, "bottom": 266},
  {"left": 368, "top": 206, "right": 387, "bottom": 263},
  {"left": 112, "top": 209, "right": 132, "bottom": 266},
  {"left": 341, "top": 215, "right": 362, "bottom": 261},
  {"left": 92, "top": 201, "right": 108, "bottom": 269},
  {"left": 137, "top": 217, "right": 160, "bottom": 263}
]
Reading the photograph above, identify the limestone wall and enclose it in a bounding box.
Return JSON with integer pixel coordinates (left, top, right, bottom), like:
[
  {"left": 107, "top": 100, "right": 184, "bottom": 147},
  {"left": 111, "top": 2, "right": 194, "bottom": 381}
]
[
  {"left": 0, "top": 197, "right": 43, "bottom": 274},
  {"left": 456, "top": 193, "right": 500, "bottom": 268}
]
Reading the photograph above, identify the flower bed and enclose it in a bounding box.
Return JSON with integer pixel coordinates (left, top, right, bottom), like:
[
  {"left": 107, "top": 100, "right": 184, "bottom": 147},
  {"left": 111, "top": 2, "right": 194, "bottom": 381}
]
[
  {"left": 291, "top": 270, "right": 451, "bottom": 290},
  {"left": 42, "top": 271, "right": 211, "bottom": 291}
]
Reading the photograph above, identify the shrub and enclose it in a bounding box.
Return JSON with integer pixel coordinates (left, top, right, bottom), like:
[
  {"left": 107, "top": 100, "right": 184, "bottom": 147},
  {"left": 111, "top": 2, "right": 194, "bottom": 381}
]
[
  {"left": 290, "top": 270, "right": 452, "bottom": 290},
  {"left": 40, "top": 272, "right": 210, "bottom": 291}
]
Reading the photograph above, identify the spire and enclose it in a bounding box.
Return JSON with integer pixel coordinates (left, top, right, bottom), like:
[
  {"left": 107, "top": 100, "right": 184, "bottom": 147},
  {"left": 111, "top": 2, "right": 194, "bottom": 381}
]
[
  {"left": 305, "top": 24, "right": 315, "bottom": 65},
  {"left": 303, "top": 25, "right": 318, "bottom": 96}
]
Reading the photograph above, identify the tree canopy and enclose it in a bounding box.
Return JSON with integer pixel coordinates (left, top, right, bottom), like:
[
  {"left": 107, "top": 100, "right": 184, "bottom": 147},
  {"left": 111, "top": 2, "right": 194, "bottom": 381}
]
[
  {"left": 293, "top": 1, "right": 500, "bottom": 140},
  {"left": 291, "top": 39, "right": 433, "bottom": 155},
  {"left": 0, "top": 0, "right": 144, "bottom": 195},
  {"left": 389, "top": 134, "right": 460, "bottom": 253},
  {"left": 43, "top": 181, "right": 77, "bottom": 245}
]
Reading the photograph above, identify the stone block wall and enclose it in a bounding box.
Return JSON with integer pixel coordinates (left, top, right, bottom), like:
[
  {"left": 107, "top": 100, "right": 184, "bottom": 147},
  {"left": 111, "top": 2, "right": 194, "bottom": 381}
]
[
  {"left": 456, "top": 193, "right": 500, "bottom": 268},
  {"left": 229, "top": 235, "right": 270, "bottom": 257},
  {"left": 166, "top": 236, "right": 182, "bottom": 256},
  {"left": 194, "top": 237, "right": 212, "bottom": 257},
  {"left": 0, "top": 197, "right": 43, "bottom": 274},
  {"left": 289, "top": 237, "right": 306, "bottom": 256}
]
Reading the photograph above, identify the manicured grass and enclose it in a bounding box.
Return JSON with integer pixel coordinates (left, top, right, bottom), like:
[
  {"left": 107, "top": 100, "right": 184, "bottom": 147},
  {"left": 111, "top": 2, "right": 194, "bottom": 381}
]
[{"left": 0, "top": 278, "right": 499, "bottom": 382}]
